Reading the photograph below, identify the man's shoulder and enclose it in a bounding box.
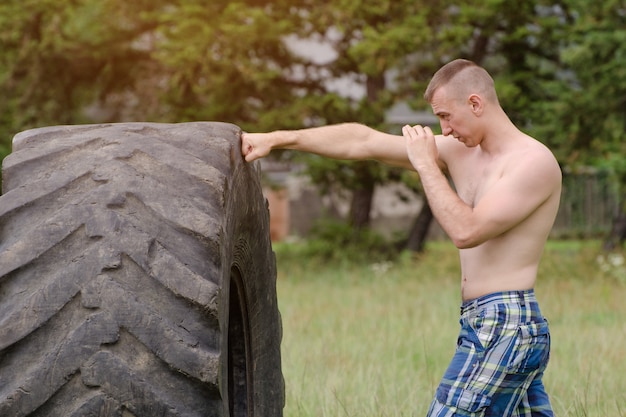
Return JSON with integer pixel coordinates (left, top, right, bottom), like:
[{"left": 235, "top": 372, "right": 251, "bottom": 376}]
[
  {"left": 509, "top": 138, "right": 562, "bottom": 190},
  {"left": 527, "top": 138, "right": 559, "bottom": 170}
]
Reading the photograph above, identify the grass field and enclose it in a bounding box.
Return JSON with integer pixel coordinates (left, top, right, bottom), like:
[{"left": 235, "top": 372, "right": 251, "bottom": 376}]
[{"left": 274, "top": 240, "right": 626, "bottom": 417}]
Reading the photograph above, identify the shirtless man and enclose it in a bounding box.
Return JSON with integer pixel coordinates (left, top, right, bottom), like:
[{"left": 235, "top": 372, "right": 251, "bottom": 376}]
[{"left": 242, "top": 59, "right": 561, "bottom": 416}]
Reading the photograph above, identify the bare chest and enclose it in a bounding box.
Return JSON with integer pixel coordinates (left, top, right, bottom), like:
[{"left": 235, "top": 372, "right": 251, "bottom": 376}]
[{"left": 449, "top": 158, "right": 506, "bottom": 207}]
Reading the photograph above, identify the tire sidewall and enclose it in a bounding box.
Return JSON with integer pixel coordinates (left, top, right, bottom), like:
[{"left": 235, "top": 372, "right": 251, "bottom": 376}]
[{"left": 220, "top": 153, "right": 284, "bottom": 417}]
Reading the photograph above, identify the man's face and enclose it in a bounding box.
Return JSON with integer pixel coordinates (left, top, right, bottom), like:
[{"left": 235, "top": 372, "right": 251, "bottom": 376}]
[{"left": 431, "top": 87, "right": 478, "bottom": 147}]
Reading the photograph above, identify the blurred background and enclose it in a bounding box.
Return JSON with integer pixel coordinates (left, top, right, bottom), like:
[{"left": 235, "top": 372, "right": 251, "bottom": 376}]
[
  {"left": 2, "top": 2, "right": 625, "bottom": 415},
  {"left": 1, "top": 0, "right": 624, "bottom": 253}
]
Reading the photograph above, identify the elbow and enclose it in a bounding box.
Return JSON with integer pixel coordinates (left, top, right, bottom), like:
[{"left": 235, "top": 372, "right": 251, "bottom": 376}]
[
  {"left": 452, "top": 237, "right": 478, "bottom": 250},
  {"left": 450, "top": 229, "right": 484, "bottom": 249}
]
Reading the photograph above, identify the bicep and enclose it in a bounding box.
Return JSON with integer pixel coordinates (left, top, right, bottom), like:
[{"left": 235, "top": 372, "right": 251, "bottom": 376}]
[
  {"left": 373, "top": 133, "right": 450, "bottom": 171},
  {"left": 360, "top": 131, "right": 415, "bottom": 169},
  {"left": 354, "top": 130, "right": 450, "bottom": 171},
  {"left": 471, "top": 163, "right": 558, "bottom": 240}
]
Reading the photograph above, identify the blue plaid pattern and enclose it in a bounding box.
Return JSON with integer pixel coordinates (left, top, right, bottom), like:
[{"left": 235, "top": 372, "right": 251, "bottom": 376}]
[{"left": 427, "top": 290, "right": 554, "bottom": 416}]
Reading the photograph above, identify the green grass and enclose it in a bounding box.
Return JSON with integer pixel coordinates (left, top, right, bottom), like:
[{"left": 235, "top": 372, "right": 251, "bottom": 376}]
[{"left": 274, "top": 240, "right": 626, "bottom": 416}]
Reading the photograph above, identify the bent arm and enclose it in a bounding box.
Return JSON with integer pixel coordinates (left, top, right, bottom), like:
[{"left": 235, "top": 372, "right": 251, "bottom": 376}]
[
  {"left": 419, "top": 154, "right": 560, "bottom": 249},
  {"left": 241, "top": 123, "right": 415, "bottom": 169},
  {"left": 403, "top": 125, "right": 561, "bottom": 248}
]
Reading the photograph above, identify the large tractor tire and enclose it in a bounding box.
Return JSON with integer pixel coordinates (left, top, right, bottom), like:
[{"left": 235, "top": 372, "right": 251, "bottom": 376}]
[{"left": 0, "top": 122, "right": 284, "bottom": 417}]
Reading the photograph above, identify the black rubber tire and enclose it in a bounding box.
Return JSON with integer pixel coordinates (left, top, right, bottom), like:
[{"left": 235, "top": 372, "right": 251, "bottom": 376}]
[{"left": 0, "top": 122, "right": 284, "bottom": 417}]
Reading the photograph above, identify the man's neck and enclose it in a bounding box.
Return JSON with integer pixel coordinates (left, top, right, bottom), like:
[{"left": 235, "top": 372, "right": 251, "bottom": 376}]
[{"left": 478, "top": 116, "right": 523, "bottom": 156}]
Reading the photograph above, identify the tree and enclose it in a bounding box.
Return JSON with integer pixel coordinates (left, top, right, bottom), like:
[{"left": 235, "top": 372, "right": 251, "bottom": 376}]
[
  {"left": 292, "top": 0, "right": 572, "bottom": 249},
  {"left": 0, "top": 1, "right": 158, "bottom": 140},
  {"left": 531, "top": 0, "right": 626, "bottom": 248},
  {"left": 146, "top": 0, "right": 325, "bottom": 130},
  {"left": 283, "top": 0, "right": 435, "bottom": 233},
  {"left": 3, "top": 0, "right": 624, "bottom": 250},
  {"left": 0, "top": 0, "right": 319, "bottom": 164}
]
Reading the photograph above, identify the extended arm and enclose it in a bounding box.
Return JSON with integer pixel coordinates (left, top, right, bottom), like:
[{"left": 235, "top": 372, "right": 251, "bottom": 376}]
[{"left": 241, "top": 123, "right": 415, "bottom": 170}]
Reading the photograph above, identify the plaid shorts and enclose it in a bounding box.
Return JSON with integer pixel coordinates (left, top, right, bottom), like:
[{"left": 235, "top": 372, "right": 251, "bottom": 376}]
[{"left": 427, "top": 290, "right": 554, "bottom": 417}]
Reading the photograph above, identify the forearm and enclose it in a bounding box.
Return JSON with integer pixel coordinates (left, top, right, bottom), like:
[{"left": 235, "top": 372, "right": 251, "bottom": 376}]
[
  {"left": 403, "top": 124, "right": 477, "bottom": 247},
  {"left": 271, "top": 123, "right": 373, "bottom": 158},
  {"left": 417, "top": 163, "right": 477, "bottom": 248}
]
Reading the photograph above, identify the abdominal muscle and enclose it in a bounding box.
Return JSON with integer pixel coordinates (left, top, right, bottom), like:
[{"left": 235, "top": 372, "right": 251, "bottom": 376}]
[{"left": 458, "top": 237, "right": 543, "bottom": 301}]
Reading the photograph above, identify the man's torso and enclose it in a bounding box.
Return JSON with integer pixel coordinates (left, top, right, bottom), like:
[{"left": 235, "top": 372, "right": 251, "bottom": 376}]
[{"left": 440, "top": 137, "right": 561, "bottom": 300}]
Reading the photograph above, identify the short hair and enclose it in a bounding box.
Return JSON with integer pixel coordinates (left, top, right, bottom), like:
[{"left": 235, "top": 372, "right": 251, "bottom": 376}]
[{"left": 424, "top": 59, "right": 498, "bottom": 104}]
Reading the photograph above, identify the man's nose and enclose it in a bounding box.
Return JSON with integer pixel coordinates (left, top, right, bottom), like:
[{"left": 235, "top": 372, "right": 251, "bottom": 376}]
[{"left": 441, "top": 122, "right": 452, "bottom": 136}]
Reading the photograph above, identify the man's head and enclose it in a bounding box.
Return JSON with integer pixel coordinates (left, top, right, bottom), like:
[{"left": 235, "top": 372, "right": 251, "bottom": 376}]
[
  {"left": 424, "top": 59, "right": 498, "bottom": 105},
  {"left": 424, "top": 59, "right": 500, "bottom": 146}
]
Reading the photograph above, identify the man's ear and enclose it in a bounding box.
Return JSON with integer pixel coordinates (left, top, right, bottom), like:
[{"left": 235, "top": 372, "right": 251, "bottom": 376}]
[{"left": 468, "top": 94, "right": 484, "bottom": 116}]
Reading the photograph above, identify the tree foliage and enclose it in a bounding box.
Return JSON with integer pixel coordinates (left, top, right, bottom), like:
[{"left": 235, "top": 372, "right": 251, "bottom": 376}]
[
  {"left": 0, "top": 1, "right": 157, "bottom": 136},
  {"left": 538, "top": 0, "right": 626, "bottom": 170},
  {"left": 0, "top": 0, "right": 319, "bottom": 152},
  {"left": 1, "top": 0, "right": 625, "bottom": 245},
  {"left": 291, "top": 0, "right": 437, "bottom": 230},
  {"left": 545, "top": 0, "right": 626, "bottom": 248},
  {"left": 294, "top": 0, "right": 577, "bottom": 233}
]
